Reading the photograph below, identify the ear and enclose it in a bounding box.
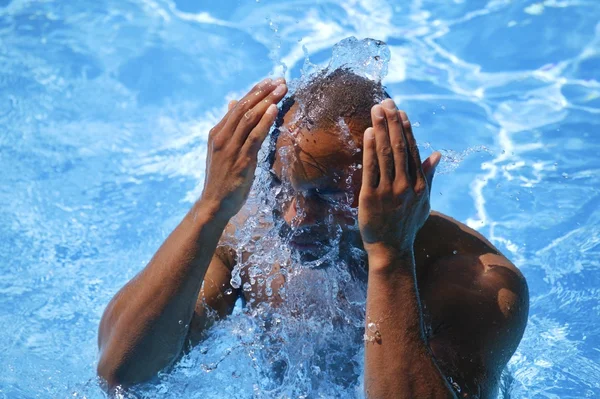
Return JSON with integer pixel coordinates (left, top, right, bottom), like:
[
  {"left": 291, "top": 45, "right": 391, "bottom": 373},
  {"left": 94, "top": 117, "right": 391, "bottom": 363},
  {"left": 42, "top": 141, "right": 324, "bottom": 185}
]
[{"left": 422, "top": 151, "right": 441, "bottom": 194}]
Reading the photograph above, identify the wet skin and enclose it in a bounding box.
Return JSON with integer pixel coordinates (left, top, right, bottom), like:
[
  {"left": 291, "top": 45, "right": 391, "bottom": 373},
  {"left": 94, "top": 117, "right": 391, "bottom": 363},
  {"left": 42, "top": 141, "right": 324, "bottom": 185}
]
[
  {"left": 97, "top": 79, "right": 529, "bottom": 398},
  {"left": 207, "top": 103, "right": 528, "bottom": 398}
]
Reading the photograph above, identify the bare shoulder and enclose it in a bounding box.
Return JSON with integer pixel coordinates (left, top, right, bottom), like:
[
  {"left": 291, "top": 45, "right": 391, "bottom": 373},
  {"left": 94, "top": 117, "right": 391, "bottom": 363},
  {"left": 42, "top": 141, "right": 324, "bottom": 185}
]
[{"left": 416, "top": 212, "right": 529, "bottom": 397}]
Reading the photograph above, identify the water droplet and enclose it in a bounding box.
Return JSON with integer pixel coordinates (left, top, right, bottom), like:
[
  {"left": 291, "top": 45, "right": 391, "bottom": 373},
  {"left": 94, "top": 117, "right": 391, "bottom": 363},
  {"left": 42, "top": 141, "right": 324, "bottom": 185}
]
[
  {"left": 452, "top": 250, "right": 458, "bottom": 255},
  {"left": 367, "top": 322, "right": 377, "bottom": 332},
  {"left": 412, "top": 121, "right": 421, "bottom": 127},
  {"left": 224, "top": 288, "right": 233, "bottom": 295},
  {"left": 243, "top": 282, "right": 252, "bottom": 292}
]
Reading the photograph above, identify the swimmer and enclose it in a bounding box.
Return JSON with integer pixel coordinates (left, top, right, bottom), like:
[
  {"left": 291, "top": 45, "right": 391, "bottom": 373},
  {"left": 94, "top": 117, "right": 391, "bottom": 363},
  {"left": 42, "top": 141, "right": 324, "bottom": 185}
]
[{"left": 97, "top": 70, "right": 529, "bottom": 398}]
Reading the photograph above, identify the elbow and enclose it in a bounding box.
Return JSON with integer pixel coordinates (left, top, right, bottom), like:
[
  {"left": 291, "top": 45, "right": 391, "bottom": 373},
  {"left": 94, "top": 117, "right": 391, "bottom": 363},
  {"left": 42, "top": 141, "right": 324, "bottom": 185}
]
[
  {"left": 96, "top": 336, "right": 144, "bottom": 390},
  {"left": 96, "top": 334, "right": 176, "bottom": 390},
  {"left": 96, "top": 349, "right": 149, "bottom": 391},
  {"left": 97, "top": 352, "right": 125, "bottom": 391}
]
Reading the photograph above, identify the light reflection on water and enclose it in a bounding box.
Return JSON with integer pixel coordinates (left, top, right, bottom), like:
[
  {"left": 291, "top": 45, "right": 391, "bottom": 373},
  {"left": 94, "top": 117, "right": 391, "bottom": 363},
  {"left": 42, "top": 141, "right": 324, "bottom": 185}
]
[{"left": 0, "top": 0, "right": 599, "bottom": 398}]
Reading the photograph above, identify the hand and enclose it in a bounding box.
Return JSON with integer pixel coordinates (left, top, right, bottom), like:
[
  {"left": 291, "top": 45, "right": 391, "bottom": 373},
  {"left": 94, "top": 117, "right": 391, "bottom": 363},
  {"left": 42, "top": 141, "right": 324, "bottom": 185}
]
[
  {"left": 200, "top": 78, "right": 288, "bottom": 220},
  {"left": 358, "top": 99, "right": 441, "bottom": 260}
]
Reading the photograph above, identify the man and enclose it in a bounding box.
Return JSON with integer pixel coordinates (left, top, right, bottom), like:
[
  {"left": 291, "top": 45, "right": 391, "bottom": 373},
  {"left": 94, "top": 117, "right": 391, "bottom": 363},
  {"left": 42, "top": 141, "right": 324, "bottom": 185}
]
[{"left": 97, "top": 69, "right": 529, "bottom": 398}]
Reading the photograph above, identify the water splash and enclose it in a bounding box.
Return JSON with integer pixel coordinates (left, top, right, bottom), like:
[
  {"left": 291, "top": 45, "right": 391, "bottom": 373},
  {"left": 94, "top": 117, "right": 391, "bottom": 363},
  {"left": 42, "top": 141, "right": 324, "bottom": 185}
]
[
  {"left": 266, "top": 17, "right": 287, "bottom": 76},
  {"left": 325, "top": 36, "right": 391, "bottom": 82},
  {"left": 202, "top": 37, "right": 398, "bottom": 394}
]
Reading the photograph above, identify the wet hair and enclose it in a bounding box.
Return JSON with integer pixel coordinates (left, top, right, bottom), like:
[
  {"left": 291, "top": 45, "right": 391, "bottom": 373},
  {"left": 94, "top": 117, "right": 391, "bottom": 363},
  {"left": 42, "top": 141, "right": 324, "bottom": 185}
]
[{"left": 267, "top": 67, "right": 390, "bottom": 167}]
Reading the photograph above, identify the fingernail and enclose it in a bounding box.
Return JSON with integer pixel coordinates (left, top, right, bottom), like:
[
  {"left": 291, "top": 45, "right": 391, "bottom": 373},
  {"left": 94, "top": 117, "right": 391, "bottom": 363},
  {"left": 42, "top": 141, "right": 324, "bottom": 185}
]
[
  {"left": 273, "top": 77, "right": 286, "bottom": 85},
  {"left": 266, "top": 103, "right": 278, "bottom": 116},
  {"left": 273, "top": 84, "right": 287, "bottom": 96},
  {"left": 373, "top": 105, "right": 385, "bottom": 119},
  {"left": 382, "top": 98, "right": 396, "bottom": 110}
]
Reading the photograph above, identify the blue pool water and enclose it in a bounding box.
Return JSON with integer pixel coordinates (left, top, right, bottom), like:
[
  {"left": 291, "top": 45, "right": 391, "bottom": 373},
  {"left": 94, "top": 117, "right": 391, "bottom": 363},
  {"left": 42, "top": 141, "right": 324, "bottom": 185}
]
[{"left": 1, "top": 0, "right": 599, "bottom": 397}]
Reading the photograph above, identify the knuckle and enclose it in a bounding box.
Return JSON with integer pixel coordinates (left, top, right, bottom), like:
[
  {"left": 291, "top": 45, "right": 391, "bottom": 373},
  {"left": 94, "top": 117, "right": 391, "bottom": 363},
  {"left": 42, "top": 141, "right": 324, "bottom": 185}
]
[
  {"left": 247, "top": 132, "right": 263, "bottom": 145},
  {"left": 374, "top": 118, "right": 386, "bottom": 127},
  {"left": 244, "top": 109, "right": 255, "bottom": 121},
  {"left": 380, "top": 146, "right": 392, "bottom": 157},
  {"left": 235, "top": 156, "right": 252, "bottom": 170},
  {"left": 359, "top": 191, "right": 374, "bottom": 203},
  {"left": 395, "top": 182, "right": 410, "bottom": 193},
  {"left": 237, "top": 118, "right": 257, "bottom": 133},
  {"left": 364, "top": 162, "right": 377, "bottom": 173},
  {"left": 212, "top": 137, "right": 226, "bottom": 150},
  {"left": 236, "top": 99, "right": 252, "bottom": 114},
  {"left": 377, "top": 181, "right": 391, "bottom": 193},
  {"left": 386, "top": 111, "right": 399, "bottom": 122}
]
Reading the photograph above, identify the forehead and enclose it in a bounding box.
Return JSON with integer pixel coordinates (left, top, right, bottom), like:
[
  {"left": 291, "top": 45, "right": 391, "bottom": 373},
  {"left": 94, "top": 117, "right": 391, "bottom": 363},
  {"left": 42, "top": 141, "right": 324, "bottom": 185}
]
[{"left": 271, "top": 105, "right": 363, "bottom": 183}]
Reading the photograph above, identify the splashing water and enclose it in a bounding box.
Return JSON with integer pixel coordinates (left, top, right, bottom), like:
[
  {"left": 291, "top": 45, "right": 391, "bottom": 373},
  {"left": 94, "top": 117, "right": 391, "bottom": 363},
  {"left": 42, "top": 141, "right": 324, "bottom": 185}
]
[
  {"left": 326, "top": 36, "right": 391, "bottom": 82},
  {"left": 186, "top": 36, "right": 396, "bottom": 397}
]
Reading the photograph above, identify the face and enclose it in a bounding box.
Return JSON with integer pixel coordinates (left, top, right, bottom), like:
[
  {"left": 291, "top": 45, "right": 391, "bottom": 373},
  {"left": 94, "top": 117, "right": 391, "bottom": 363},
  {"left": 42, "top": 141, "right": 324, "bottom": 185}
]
[{"left": 270, "top": 105, "right": 367, "bottom": 262}]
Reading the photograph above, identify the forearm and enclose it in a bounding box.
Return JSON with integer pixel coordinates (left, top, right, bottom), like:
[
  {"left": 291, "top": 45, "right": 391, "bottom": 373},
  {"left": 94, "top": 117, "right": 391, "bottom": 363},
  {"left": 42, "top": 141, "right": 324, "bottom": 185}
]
[
  {"left": 364, "top": 248, "right": 456, "bottom": 399},
  {"left": 97, "top": 199, "right": 228, "bottom": 387}
]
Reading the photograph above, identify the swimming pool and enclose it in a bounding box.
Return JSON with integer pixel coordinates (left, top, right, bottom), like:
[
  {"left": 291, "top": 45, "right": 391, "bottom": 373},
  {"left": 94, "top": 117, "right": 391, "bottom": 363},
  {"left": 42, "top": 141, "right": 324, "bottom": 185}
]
[{"left": 1, "top": 0, "right": 599, "bottom": 397}]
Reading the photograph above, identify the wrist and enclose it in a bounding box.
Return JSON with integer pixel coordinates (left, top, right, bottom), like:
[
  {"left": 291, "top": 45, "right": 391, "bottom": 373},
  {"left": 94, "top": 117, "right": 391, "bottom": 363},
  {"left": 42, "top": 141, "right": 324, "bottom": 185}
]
[
  {"left": 192, "top": 198, "right": 231, "bottom": 227},
  {"left": 365, "top": 242, "right": 415, "bottom": 274}
]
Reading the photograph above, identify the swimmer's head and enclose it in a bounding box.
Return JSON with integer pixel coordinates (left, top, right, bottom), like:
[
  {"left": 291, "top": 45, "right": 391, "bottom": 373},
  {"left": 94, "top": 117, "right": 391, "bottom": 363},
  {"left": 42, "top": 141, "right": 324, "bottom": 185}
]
[{"left": 268, "top": 68, "right": 389, "bottom": 260}]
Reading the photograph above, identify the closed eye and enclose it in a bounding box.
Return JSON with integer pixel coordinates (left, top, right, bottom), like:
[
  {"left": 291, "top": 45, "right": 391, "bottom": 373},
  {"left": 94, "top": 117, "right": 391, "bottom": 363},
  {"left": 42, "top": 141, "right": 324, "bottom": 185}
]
[
  {"left": 269, "top": 170, "right": 282, "bottom": 186},
  {"left": 312, "top": 188, "right": 347, "bottom": 204}
]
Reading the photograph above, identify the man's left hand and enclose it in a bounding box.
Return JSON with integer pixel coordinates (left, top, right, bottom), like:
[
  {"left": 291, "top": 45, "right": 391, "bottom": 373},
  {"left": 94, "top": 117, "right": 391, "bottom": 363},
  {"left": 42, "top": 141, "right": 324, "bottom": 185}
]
[{"left": 358, "top": 99, "right": 441, "bottom": 266}]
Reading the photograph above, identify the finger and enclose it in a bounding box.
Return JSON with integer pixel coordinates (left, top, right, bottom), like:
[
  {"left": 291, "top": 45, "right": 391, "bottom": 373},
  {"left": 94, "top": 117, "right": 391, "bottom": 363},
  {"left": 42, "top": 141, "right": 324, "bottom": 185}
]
[
  {"left": 422, "top": 151, "right": 441, "bottom": 194},
  {"left": 241, "top": 103, "right": 280, "bottom": 157},
  {"left": 221, "top": 77, "right": 280, "bottom": 138},
  {"left": 371, "top": 105, "right": 394, "bottom": 186},
  {"left": 399, "top": 111, "right": 426, "bottom": 191},
  {"left": 381, "top": 99, "right": 408, "bottom": 187},
  {"left": 213, "top": 79, "right": 274, "bottom": 135},
  {"left": 361, "top": 127, "right": 378, "bottom": 189},
  {"left": 232, "top": 82, "right": 287, "bottom": 146}
]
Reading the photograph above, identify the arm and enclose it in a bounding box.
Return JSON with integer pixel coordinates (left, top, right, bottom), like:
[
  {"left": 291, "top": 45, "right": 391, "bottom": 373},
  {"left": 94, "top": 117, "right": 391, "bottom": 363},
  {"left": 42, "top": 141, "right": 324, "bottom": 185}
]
[
  {"left": 97, "top": 202, "right": 233, "bottom": 388},
  {"left": 359, "top": 102, "right": 528, "bottom": 398},
  {"left": 97, "top": 77, "right": 288, "bottom": 389},
  {"left": 359, "top": 100, "right": 453, "bottom": 398},
  {"left": 365, "top": 250, "right": 456, "bottom": 399}
]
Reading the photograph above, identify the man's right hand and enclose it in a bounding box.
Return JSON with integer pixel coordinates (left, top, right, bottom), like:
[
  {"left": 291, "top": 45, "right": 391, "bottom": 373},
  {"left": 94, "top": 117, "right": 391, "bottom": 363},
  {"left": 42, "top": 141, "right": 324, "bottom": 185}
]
[{"left": 200, "top": 77, "right": 288, "bottom": 221}]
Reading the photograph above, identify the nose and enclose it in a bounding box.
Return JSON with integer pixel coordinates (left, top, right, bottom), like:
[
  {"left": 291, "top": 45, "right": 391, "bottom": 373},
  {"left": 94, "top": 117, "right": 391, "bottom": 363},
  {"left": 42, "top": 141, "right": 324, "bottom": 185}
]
[{"left": 282, "top": 194, "right": 320, "bottom": 228}]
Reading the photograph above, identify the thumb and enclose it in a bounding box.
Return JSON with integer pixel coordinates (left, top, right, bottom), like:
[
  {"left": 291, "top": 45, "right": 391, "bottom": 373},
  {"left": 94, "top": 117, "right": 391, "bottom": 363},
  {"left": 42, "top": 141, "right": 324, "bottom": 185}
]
[{"left": 422, "top": 151, "right": 441, "bottom": 194}]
